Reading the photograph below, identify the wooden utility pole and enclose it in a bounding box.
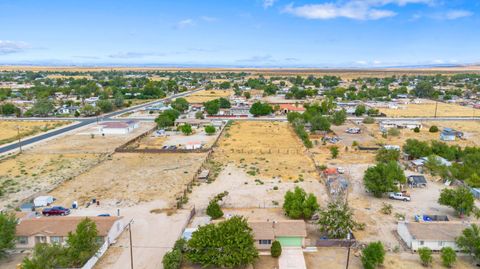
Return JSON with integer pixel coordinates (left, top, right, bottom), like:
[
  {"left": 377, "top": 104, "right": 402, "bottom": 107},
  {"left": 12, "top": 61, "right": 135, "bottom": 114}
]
[
  {"left": 434, "top": 100, "right": 438, "bottom": 118},
  {"left": 128, "top": 220, "right": 134, "bottom": 269},
  {"left": 17, "top": 126, "right": 22, "bottom": 153}
]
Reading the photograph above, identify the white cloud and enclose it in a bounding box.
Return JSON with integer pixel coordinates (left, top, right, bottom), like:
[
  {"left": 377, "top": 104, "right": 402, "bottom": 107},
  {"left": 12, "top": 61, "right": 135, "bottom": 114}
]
[
  {"left": 175, "top": 19, "right": 195, "bottom": 29},
  {"left": 0, "top": 40, "right": 30, "bottom": 55},
  {"left": 355, "top": 60, "right": 368, "bottom": 65},
  {"left": 263, "top": 0, "right": 277, "bottom": 9},
  {"left": 282, "top": 0, "right": 435, "bottom": 20},
  {"left": 444, "top": 10, "right": 473, "bottom": 20},
  {"left": 201, "top": 16, "right": 217, "bottom": 22},
  {"left": 237, "top": 55, "right": 275, "bottom": 63},
  {"left": 109, "top": 52, "right": 160, "bottom": 59}
]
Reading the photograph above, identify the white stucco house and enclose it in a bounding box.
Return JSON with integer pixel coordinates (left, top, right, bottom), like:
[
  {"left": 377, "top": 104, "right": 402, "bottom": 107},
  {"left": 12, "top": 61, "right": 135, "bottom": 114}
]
[{"left": 98, "top": 121, "right": 139, "bottom": 135}]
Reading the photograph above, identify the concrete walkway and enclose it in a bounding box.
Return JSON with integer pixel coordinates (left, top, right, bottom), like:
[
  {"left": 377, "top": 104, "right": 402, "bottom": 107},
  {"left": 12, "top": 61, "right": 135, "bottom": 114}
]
[{"left": 279, "top": 247, "right": 307, "bottom": 269}]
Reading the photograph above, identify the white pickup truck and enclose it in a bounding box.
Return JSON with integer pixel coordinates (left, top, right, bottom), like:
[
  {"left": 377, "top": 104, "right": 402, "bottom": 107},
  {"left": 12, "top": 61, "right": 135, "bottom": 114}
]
[{"left": 389, "top": 192, "right": 411, "bottom": 202}]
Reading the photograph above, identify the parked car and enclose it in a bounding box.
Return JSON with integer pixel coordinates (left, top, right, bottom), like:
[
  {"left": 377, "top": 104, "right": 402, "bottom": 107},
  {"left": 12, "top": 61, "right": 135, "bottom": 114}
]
[
  {"left": 337, "top": 167, "right": 345, "bottom": 174},
  {"left": 389, "top": 192, "right": 411, "bottom": 202},
  {"left": 42, "top": 206, "right": 71, "bottom": 216}
]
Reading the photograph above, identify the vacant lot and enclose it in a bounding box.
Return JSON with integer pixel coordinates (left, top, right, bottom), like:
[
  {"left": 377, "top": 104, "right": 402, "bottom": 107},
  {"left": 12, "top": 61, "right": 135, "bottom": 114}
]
[
  {"left": 213, "top": 121, "right": 317, "bottom": 181},
  {"left": 50, "top": 153, "right": 207, "bottom": 207},
  {"left": 0, "top": 123, "right": 153, "bottom": 209},
  {"left": 184, "top": 89, "right": 232, "bottom": 103},
  {"left": 133, "top": 128, "right": 218, "bottom": 150},
  {"left": 362, "top": 121, "right": 479, "bottom": 148},
  {"left": 378, "top": 101, "right": 477, "bottom": 117},
  {"left": 0, "top": 120, "right": 70, "bottom": 145}
]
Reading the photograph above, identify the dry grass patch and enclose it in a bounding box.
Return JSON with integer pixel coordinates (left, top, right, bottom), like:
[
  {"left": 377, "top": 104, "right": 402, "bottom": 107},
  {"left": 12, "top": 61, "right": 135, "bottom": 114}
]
[
  {"left": 379, "top": 101, "right": 477, "bottom": 117},
  {"left": 213, "top": 121, "right": 317, "bottom": 181},
  {"left": 184, "top": 89, "right": 232, "bottom": 103},
  {"left": 50, "top": 153, "right": 207, "bottom": 207},
  {"left": 0, "top": 120, "right": 70, "bottom": 145}
]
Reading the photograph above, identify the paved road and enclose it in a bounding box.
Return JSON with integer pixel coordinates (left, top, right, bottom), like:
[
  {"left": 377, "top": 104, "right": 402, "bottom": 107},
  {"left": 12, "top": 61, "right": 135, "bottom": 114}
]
[{"left": 0, "top": 88, "right": 203, "bottom": 154}]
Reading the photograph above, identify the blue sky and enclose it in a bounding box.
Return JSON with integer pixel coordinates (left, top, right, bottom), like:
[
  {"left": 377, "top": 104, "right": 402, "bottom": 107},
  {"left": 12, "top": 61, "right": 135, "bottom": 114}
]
[{"left": 0, "top": 0, "right": 479, "bottom": 67}]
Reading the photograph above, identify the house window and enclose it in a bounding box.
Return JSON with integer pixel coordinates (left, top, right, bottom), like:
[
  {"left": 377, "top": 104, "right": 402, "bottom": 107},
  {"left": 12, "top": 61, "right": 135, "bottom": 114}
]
[
  {"left": 50, "top": 236, "right": 63, "bottom": 244},
  {"left": 35, "top": 236, "right": 47, "bottom": 244},
  {"left": 438, "top": 241, "right": 444, "bottom": 247},
  {"left": 259, "top": 240, "right": 272, "bottom": 245},
  {"left": 17, "top": 236, "right": 28, "bottom": 245},
  {"left": 419, "top": 241, "right": 424, "bottom": 246}
]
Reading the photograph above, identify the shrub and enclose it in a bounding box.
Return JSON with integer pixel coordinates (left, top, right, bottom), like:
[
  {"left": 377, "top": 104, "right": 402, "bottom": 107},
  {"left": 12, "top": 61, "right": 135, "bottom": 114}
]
[
  {"left": 418, "top": 247, "right": 432, "bottom": 267},
  {"left": 283, "top": 186, "right": 319, "bottom": 220},
  {"left": 429, "top": 125, "right": 439, "bottom": 133},
  {"left": 271, "top": 241, "right": 282, "bottom": 258},
  {"left": 361, "top": 241, "right": 385, "bottom": 269},
  {"left": 413, "top": 127, "right": 420, "bottom": 133},
  {"left": 206, "top": 200, "right": 223, "bottom": 219},
  {"left": 440, "top": 247, "right": 456, "bottom": 268},
  {"left": 330, "top": 146, "right": 339, "bottom": 159},
  {"left": 363, "top": 116, "right": 375, "bottom": 124},
  {"left": 204, "top": 125, "right": 216, "bottom": 135},
  {"left": 380, "top": 203, "right": 393, "bottom": 215},
  {"left": 162, "top": 249, "right": 182, "bottom": 269},
  {"left": 387, "top": 128, "right": 400, "bottom": 136}
]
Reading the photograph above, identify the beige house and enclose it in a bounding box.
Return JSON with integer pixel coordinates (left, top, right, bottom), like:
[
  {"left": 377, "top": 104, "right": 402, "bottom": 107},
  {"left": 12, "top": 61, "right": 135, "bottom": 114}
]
[
  {"left": 15, "top": 216, "right": 124, "bottom": 250},
  {"left": 248, "top": 220, "right": 307, "bottom": 250}
]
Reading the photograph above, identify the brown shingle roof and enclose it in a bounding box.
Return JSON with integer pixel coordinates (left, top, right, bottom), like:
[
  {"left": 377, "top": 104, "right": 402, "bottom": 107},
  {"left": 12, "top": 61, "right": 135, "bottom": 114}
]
[
  {"left": 16, "top": 216, "right": 122, "bottom": 237},
  {"left": 248, "top": 220, "right": 306, "bottom": 240},
  {"left": 406, "top": 221, "right": 478, "bottom": 241}
]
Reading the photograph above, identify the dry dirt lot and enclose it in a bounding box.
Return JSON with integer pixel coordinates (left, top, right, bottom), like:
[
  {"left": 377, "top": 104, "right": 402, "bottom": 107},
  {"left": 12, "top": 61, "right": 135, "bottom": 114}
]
[
  {"left": 212, "top": 121, "right": 318, "bottom": 181},
  {"left": 363, "top": 121, "right": 480, "bottom": 148},
  {"left": 0, "top": 123, "right": 154, "bottom": 209},
  {"left": 50, "top": 153, "right": 207, "bottom": 207},
  {"left": 378, "top": 101, "right": 477, "bottom": 117},
  {"left": 184, "top": 89, "right": 232, "bottom": 103},
  {"left": 133, "top": 129, "right": 218, "bottom": 150},
  {"left": 0, "top": 120, "right": 70, "bottom": 145}
]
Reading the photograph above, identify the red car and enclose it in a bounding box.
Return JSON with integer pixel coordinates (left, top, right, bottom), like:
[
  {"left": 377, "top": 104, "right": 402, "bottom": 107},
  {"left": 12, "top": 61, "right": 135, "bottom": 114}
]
[{"left": 42, "top": 206, "right": 71, "bottom": 216}]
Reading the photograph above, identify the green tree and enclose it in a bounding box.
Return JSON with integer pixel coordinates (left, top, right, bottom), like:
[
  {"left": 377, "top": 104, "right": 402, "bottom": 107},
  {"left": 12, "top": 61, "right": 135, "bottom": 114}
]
[
  {"left": 310, "top": 115, "right": 331, "bottom": 132},
  {"left": 318, "top": 202, "right": 360, "bottom": 239},
  {"left": 218, "top": 97, "right": 231, "bottom": 108},
  {"left": 270, "top": 241, "right": 282, "bottom": 258},
  {"left": 28, "top": 99, "right": 55, "bottom": 117},
  {"left": 283, "top": 186, "right": 319, "bottom": 220},
  {"left": 96, "top": 100, "right": 113, "bottom": 113},
  {"left": 0, "top": 212, "right": 17, "bottom": 258},
  {"left": 456, "top": 224, "right": 480, "bottom": 262},
  {"left": 186, "top": 216, "right": 258, "bottom": 268},
  {"left": 429, "top": 125, "right": 439, "bottom": 133},
  {"left": 0, "top": 103, "right": 20, "bottom": 116},
  {"left": 418, "top": 247, "right": 433, "bottom": 267},
  {"left": 403, "top": 139, "right": 432, "bottom": 159},
  {"left": 155, "top": 109, "right": 180, "bottom": 128},
  {"left": 414, "top": 81, "right": 435, "bottom": 98},
  {"left": 180, "top": 124, "right": 193, "bottom": 135},
  {"left": 114, "top": 92, "right": 125, "bottom": 108},
  {"left": 195, "top": 111, "right": 204, "bottom": 119},
  {"left": 204, "top": 125, "right": 216, "bottom": 135},
  {"left": 204, "top": 99, "right": 220, "bottom": 115},
  {"left": 330, "top": 146, "right": 339, "bottom": 159},
  {"left": 466, "top": 173, "right": 480, "bottom": 188},
  {"left": 80, "top": 104, "right": 99, "bottom": 117},
  {"left": 375, "top": 148, "right": 400, "bottom": 163},
  {"left": 249, "top": 102, "right": 272, "bottom": 117},
  {"left": 22, "top": 243, "right": 68, "bottom": 269},
  {"left": 162, "top": 249, "right": 182, "bottom": 269},
  {"left": 206, "top": 200, "right": 224, "bottom": 219},
  {"left": 363, "top": 161, "right": 406, "bottom": 198},
  {"left": 171, "top": 98, "right": 189, "bottom": 112},
  {"left": 65, "top": 218, "right": 100, "bottom": 267},
  {"left": 440, "top": 247, "right": 456, "bottom": 268},
  {"left": 361, "top": 241, "right": 385, "bottom": 269},
  {"left": 244, "top": 91, "right": 251, "bottom": 99},
  {"left": 438, "top": 187, "right": 477, "bottom": 217},
  {"left": 355, "top": 105, "right": 367, "bottom": 116},
  {"left": 331, "top": 109, "right": 347, "bottom": 125}
]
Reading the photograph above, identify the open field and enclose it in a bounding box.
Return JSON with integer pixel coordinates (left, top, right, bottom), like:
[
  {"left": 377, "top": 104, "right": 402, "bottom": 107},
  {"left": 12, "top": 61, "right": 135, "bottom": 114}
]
[
  {"left": 184, "top": 89, "right": 232, "bottom": 103},
  {"left": 0, "top": 122, "right": 154, "bottom": 209},
  {"left": 212, "top": 121, "right": 317, "bottom": 181},
  {"left": 50, "top": 153, "right": 207, "bottom": 207},
  {"left": 0, "top": 120, "right": 70, "bottom": 145},
  {"left": 378, "top": 101, "right": 478, "bottom": 117}
]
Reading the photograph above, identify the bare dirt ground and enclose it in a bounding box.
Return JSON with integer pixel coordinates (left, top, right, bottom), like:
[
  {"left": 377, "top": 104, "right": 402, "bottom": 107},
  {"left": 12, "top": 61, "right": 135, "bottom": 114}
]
[
  {"left": 212, "top": 121, "right": 318, "bottom": 181},
  {"left": 184, "top": 89, "right": 232, "bottom": 103},
  {"left": 50, "top": 153, "right": 206, "bottom": 207},
  {"left": 378, "top": 100, "right": 478, "bottom": 117},
  {"left": 133, "top": 128, "right": 218, "bottom": 150},
  {"left": 0, "top": 253, "right": 27, "bottom": 269},
  {"left": 0, "top": 123, "right": 154, "bottom": 209},
  {"left": 305, "top": 249, "right": 476, "bottom": 269},
  {"left": 187, "top": 164, "right": 329, "bottom": 213},
  {"left": 0, "top": 120, "right": 70, "bottom": 145}
]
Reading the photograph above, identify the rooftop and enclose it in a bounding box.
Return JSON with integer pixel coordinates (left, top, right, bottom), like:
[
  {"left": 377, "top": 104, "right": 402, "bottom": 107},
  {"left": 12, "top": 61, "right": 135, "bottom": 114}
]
[
  {"left": 406, "top": 221, "right": 477, "bottom": 241},
  {"left": 248, "top": 220, "right": 307, "bottom": 240}
]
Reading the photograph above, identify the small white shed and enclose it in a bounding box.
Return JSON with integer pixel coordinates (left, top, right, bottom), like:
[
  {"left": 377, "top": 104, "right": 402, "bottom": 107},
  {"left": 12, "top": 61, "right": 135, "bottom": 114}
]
[{"left": 33, "top": 196, "right": 54, "bottom": 207}]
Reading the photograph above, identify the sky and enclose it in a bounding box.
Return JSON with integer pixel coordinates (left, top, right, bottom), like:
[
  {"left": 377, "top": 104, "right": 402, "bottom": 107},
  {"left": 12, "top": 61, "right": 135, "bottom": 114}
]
[{"left": 0, "top": 0, "right": 479, "bottom": 67}]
